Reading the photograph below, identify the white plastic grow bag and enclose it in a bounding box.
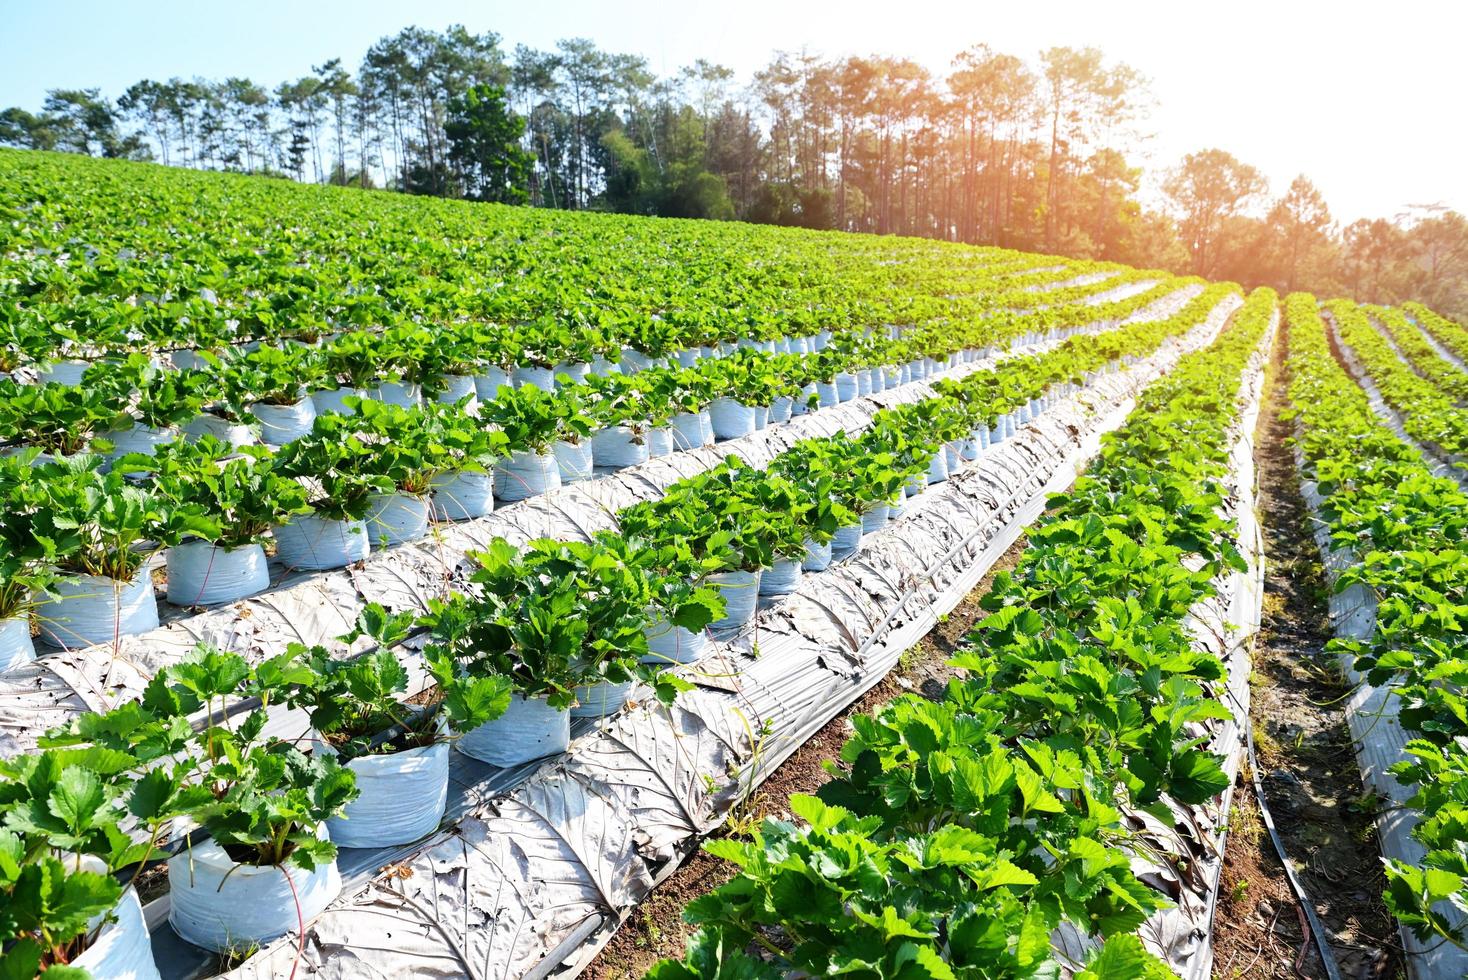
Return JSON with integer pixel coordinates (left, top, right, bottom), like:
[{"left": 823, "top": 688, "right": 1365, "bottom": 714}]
[
  {"left": 706, "top": 570, "right": 760, "bottom": 632},
  {"left": 815, "top": 382, "right": 839, "bottom": 408},
  {"left": 311, "top": 387, "right": 363, "bottom": 417},
  {"left": 830, "top": 523, "right": 862, "bottom": 560},
  {"left": 473, "top": 368, "right": 512, "bottom": 400},
  {"left": 172, "top": 349, "right": 214, "bottom": 371},
  {"left": 36, "top": 569, "right": 158, "bottom": 649},
  {"left": 642, "top": 615, "right": 706, "bottom": 666},
  {"left": 37, "top": 359, "right": 89, "bottom": 385},
  {"left": 646, "top": 426, "right": 674, "bottom": 458},
  {"left": 769, "top": 396, "right": 793, "bottom": 423},
  {"left": 168, "top": 835, "right": 342, "bottom": 953},
  {"left": 927, "top": 450, "right": 949, "bottom": 484},
  {"left": 435, "top": 375, "right": 477, "bottom": 407},
  {"left": 856, "top": 371, "right": 873, "bottom": 396},
  {"left": 457, "top": 694, "right": 570, "bottom": 768},
  {"left": 0, "top": 616, "right": 34, "bottom": 672},
  {"left": 861, "top": 503, "right": 890, "bottom": 535},
  {"left": 553, "top": 362, "right": 590, "bottom": 387},
  {"left": 792, "top": 384, "right": 817, "bottom": 416},
  {"left": 553, "top": 440, "right": 595, "bottom": 483},
  {"left": 591, "top": 426, "right": 650, "bottom": 470},
  {"left": 570, "top": 678, "right": 636, "bottom": 719},
  {"left": 367, "top": 381, "right": 418, "bottom": 407},
  {"left": 273, "top": 515, "right": 370, "bottom": 570},
  {"left": 513, "top": 365, "right": 555, "bottom": 392},
  {"left": 166, "top": 541, "right": 269, "bottom": 607},
  {"left": 430, "top": 470, "right": 495, "bottom": 521},
  {"left": 104, "top": 424, "right": 180, "bottom": 466},
  {"left": 709, "top": 398, "right": 755, "bottom": 440},
  {"left": 759, "top": 558, "right": 804, "bottom": 596},
  {"left": 494, "top": 450, "right": 561, "bottom": 502},
  {"left": 323, "top": 738, "right": 450, "bottom": 849},
  {"left": 365, "top": 493, "right": 430, "bottom": 546},
  {"left": 753, "top": 405, "right": 769, "bottom": 430},
  {"left": 72, "top": 864, "right": 161, "bottom": 980},
  {"left": 183, "top": 413, "right": 256, "bottom": 447},
  {"left": 670, "top": 412, "right": 706, "bottom": 451},
  {"left": 802, "top": 538, "right": 833, "bottom": 572},
  {"left": 250, "top": 398, "right": 317, "bottom": 445},
  {"left": 618, "top": 349, "right": 660, "bottom": 374}
]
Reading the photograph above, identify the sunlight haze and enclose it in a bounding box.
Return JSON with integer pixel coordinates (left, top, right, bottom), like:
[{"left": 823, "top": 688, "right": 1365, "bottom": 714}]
[{"left": 2, "top": 0, "right": 1462, "bottom": 223}]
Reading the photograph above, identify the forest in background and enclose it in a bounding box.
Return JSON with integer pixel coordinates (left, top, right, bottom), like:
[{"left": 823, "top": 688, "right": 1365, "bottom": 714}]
[{"left": 3, "top": 23, "right": 1466, "bottom": 320}]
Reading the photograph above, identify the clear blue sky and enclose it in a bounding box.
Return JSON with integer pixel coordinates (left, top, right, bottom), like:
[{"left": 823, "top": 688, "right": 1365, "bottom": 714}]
[{"left": 3, "top": 0, "right": 1463, "bottom": 224}]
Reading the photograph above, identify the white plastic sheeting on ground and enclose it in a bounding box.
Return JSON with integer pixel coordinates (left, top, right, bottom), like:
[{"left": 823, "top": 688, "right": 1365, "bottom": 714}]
[{"left": 214, "top": 295, "right": 1242, "bottom": 980}]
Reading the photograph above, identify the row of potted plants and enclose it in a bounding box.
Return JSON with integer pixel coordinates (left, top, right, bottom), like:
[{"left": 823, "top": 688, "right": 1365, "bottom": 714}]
[{"left": 2, "top": 263, "right": 1197, "bottom": 462}]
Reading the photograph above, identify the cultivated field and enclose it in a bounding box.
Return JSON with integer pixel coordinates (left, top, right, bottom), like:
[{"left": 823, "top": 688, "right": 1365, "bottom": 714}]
[{"left": 0, "top": 149, "right": 1462, "bottom": 980}]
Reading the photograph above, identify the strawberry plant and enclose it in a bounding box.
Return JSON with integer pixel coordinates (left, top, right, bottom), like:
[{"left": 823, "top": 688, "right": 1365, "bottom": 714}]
[
  {"left": 87, "top": 353, "right": 210, "bottom": 432},
  {"left": 272, "top": 414, "right": 396, "bottom": 522},
  {"left": 478, "top": 383, "right": 592, "bottom": 453},
  {"left": 117, "top": 437, "right": 310, "bottom": 548},
  {"left": 424, "top": 534, "right": 665, "bottom": 708},
  {"left": 0, "top": 379, "right": 119, "bottom": 456},
  {"left": 224, "top": 343, "right": 325, "bottom": 406},
  {"left": 18, "top": 456, "right": 212, "bottom": 579},
  {"left": 286, "top": 603, "right": 513, "bottom": 759}
]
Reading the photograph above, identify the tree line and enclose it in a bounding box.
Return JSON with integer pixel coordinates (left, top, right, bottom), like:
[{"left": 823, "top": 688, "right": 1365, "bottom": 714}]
[{"left": 3, "top": 24, "right": 1466, "bottom": 319}]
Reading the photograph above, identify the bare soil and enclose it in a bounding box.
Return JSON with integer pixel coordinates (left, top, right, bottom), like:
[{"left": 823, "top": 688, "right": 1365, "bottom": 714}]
[
  {"left": 1210, "top": 334, "right": 1404, "bottom": 979},
  {"left": 583, "top": 538, "right": 1028, "bottom": 979}
]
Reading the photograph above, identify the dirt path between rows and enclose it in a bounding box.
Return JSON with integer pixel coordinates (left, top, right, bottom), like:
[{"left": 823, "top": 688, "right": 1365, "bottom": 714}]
[
  {"left": 1209, "top": 330, "right": 1404, "bottom": 979},
  {"left": 583, "top": 537, "right": 1029, "bottom": 979}
]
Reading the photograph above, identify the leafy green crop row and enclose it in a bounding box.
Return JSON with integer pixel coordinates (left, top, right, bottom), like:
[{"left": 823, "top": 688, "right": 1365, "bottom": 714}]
[
  {"left": 1284, "top": 294, "right": 1468, "bottom": 953},
  {"left": 1368, "top": 305, "right": 1468, "bottom": 402},
  {"left": 0, "top": 271, "right": 1193, "bottom": 459},
  {"left": 0, "top": 274, "right": 1202, "bottom": 657},
  {"left": 1325, "top": 299, "right": 1468, "bottom": 464},
  {"left": 646, "top": 287, "right": 1271, "bottom": 979},
  {"left": 1406, "top": 302, "right": 1468, "bottom": 368}
]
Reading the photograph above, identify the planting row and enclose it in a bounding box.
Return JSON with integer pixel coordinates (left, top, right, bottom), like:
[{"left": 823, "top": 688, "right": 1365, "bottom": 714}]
[
  {"left": 0, "top": 285, "right": 1240, "bottom": 979},
  {"left": 1406, "top": 302, "right": 1468, "bottom": 368},
  {"left": 1326, "top": 299, "right": 1468, "bottom": 465},
  {"left": 1285, "top": 294, "right": 1468, "bottom": 968},
  {"left": 647, "top": 286, "right": 1275, "bottom": 979},
  {"left": 0, "top": 269, "right": 1178, "bottom": 461},
  {"left": 1370, "top": 306, "right": 1468, "bottom": 403}
]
